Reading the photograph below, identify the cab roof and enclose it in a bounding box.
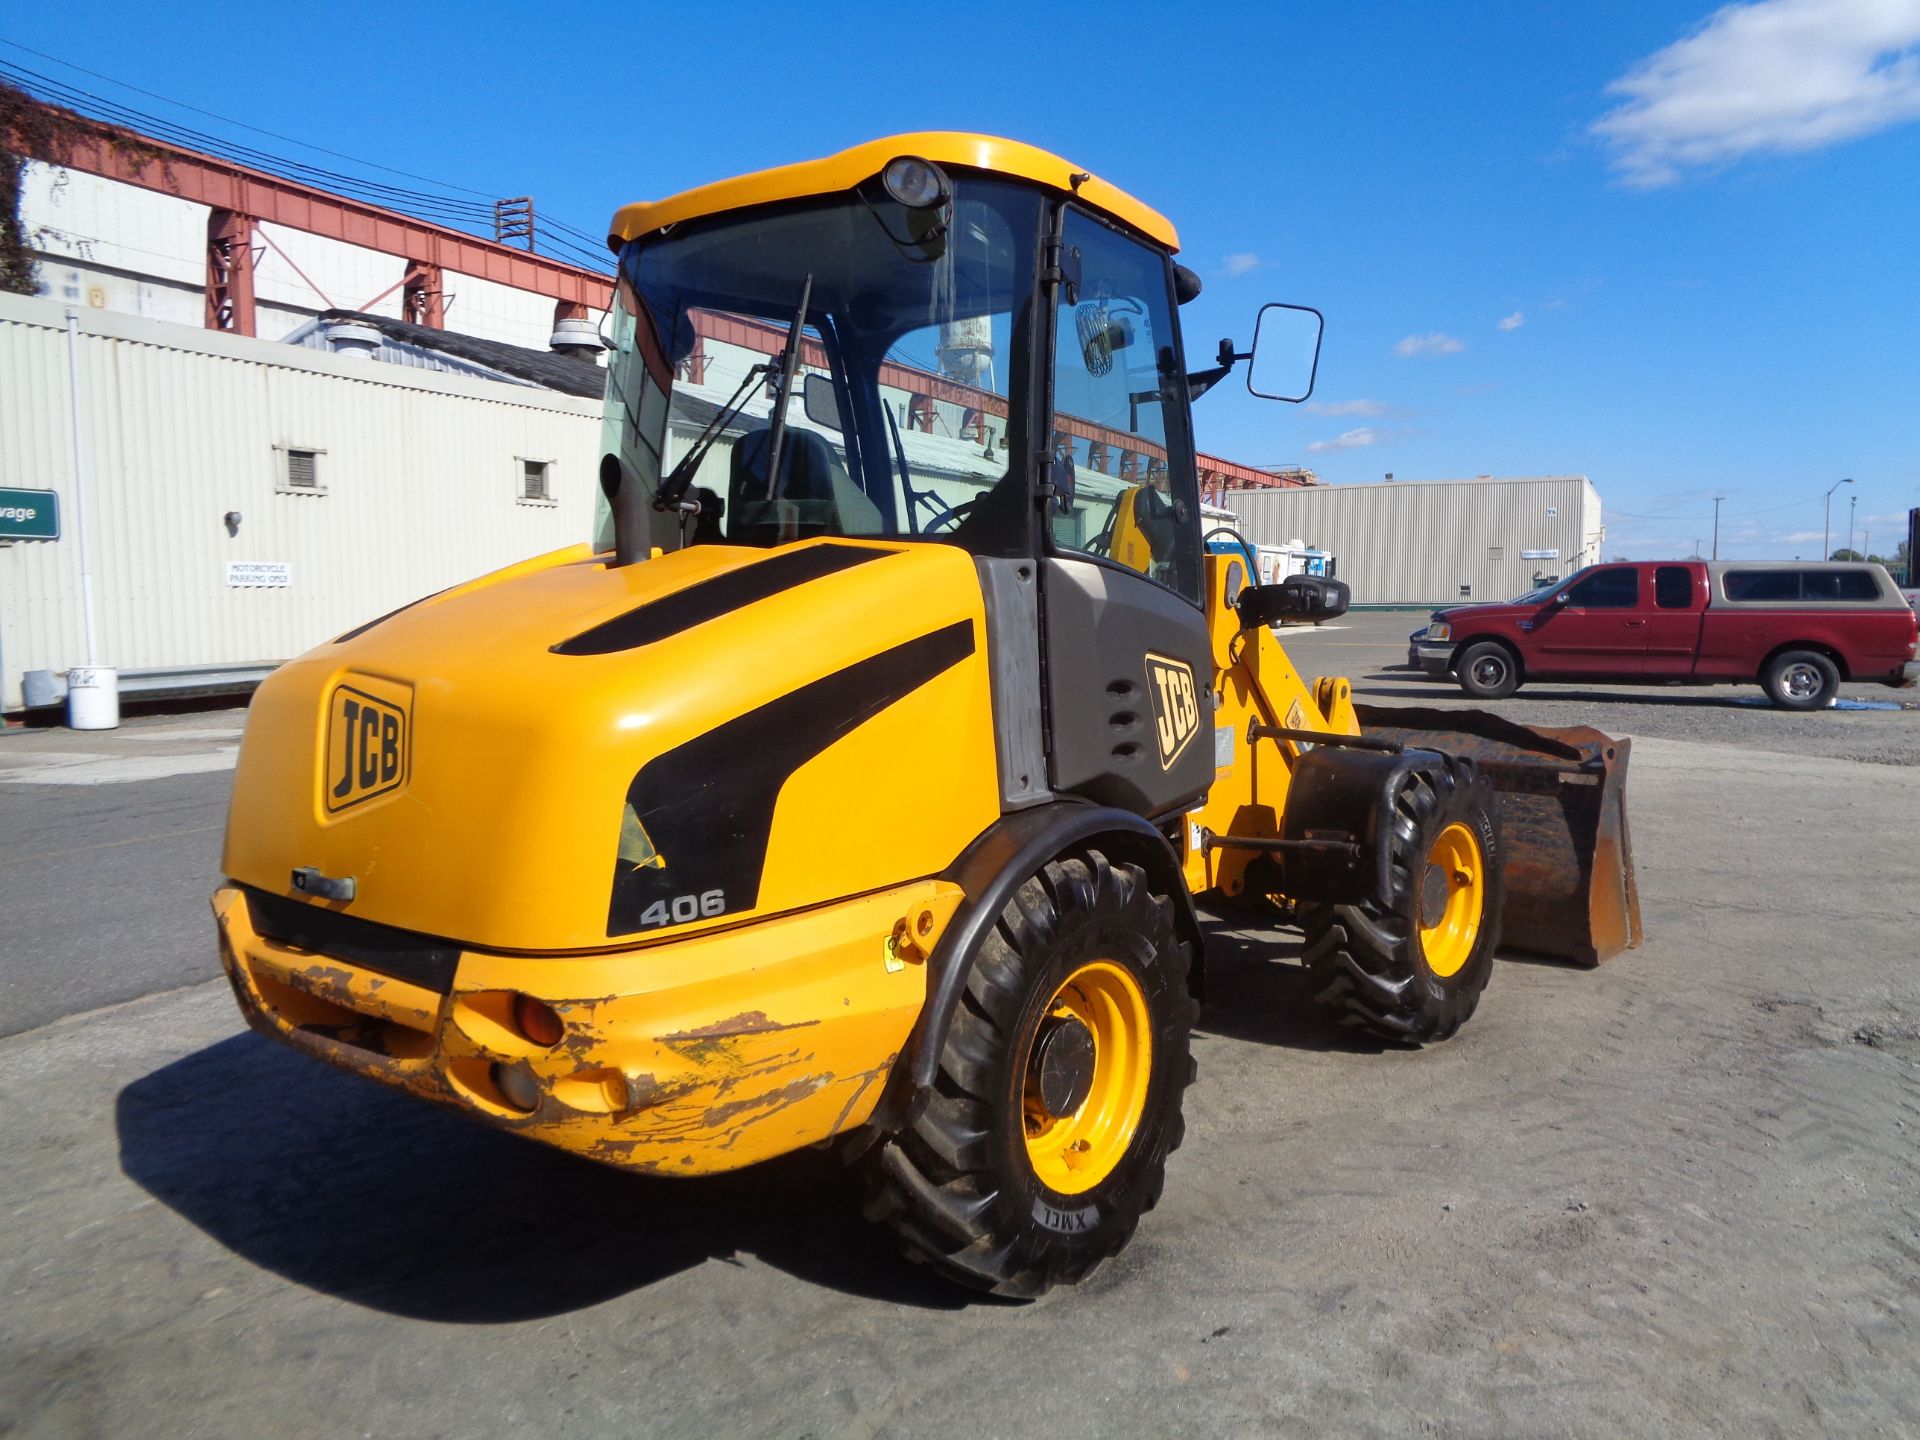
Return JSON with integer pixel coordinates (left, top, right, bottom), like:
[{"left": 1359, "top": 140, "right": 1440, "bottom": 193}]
[{"left": 606, "top": 132, "right": 1179, "bottom": 253}]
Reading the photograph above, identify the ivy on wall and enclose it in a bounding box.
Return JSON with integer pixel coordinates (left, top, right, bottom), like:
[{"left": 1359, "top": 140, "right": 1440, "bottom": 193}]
[{"left": 1, "top": 80, "right": 169, "bottom": 296}]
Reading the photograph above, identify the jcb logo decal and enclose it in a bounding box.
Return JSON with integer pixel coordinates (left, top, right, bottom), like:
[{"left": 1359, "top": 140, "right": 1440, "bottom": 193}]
[
  {"left": 1145, "top": 653, "right": 1201, "bottom": 769},
  {"left": 325, "top": 682, "right": 410, "bottom": 813}
]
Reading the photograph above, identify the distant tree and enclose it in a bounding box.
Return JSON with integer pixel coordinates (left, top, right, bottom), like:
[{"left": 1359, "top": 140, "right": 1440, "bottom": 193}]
[
  {"left": 1610, "top": 554, "right": 1629, "bottom": 562},
  {"left": 1829, "top": 548, "right": 1865, "bottom": 562}
]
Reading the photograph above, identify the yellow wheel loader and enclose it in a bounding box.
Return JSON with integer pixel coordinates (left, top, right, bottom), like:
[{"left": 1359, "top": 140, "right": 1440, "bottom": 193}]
[{"left": 212, "top": 134, "right": 1639, "bottom": 1297}]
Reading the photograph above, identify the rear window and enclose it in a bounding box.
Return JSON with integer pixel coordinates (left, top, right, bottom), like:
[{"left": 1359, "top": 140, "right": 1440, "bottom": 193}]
[
  {"left": 1723, "top": 568, "right": 1882, "bottom": 602},
  {"left": 1654, "top": 566, "right": 1694, "bottom": 609}
]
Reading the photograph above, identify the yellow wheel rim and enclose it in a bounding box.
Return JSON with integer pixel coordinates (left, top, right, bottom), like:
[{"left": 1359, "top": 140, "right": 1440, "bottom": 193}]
[
  {"left": 1419, "top": 821, "right": 1484, "bottom": 979},
  {"left": 1022, "top": 961, "right": 1152, "bottom": 1195}
]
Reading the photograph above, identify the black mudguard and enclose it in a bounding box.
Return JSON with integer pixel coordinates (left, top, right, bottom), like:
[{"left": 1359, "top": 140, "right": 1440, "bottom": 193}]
[{"left": 868, "top": 802, "right": 1201, "bottom": 1135}]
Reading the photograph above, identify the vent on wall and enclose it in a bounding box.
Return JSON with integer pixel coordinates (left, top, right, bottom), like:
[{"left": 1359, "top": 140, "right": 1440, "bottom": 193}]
[
  {"left": 275, "top": 444, "right": 327, "bottom": 495},
  {"left": 520, "top": 458, "right": 553, "bottom": 503}
]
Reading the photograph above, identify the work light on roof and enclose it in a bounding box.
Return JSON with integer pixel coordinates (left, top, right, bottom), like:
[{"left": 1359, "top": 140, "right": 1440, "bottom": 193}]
[{"left": 881, "top": 156, "right": 949, "bottom": 209}]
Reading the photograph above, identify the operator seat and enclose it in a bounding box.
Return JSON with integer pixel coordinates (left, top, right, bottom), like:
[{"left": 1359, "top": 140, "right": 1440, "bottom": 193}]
[{"left": 728, "top": 425, "right": 841, "bottom": 546}]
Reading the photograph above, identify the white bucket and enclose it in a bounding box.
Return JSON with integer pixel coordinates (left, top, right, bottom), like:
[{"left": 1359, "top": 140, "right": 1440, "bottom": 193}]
[{"left": 67, "top": 666, "right": 120, "bottom": 730}]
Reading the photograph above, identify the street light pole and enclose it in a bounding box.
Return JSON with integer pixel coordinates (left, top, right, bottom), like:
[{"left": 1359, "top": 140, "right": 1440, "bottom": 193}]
[
  {"left": 1824, "top": 477, "right": 1853, "bottom": 560},
  {"left": 1847, "top": 494, "right": 1856, "bottom": 558},
  {"left": 1712, "top": 496, "right": 1723, "bottom": 559}
]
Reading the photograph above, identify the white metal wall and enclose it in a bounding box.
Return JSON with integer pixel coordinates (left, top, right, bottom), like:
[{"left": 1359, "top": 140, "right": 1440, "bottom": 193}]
[
  {"left": 22, "top": 164, "right": 608, "bottom": 347},
  {"left": 1230, "top": 476, "right": 1605, "bottom": 606},
  {"left": 0, "top": 292, "right": 603, "bottom": 709}
]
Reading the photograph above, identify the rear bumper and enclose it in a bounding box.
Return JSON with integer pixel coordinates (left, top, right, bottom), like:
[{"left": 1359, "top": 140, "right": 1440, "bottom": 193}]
[{"left": 213, "top": 879, "right": 954, "bottom": 1174}]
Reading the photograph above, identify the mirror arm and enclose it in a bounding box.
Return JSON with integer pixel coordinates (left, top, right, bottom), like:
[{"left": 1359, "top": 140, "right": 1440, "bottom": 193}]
[{"left": 1185, "top": 364, "right": 1233, "bottom": 401}]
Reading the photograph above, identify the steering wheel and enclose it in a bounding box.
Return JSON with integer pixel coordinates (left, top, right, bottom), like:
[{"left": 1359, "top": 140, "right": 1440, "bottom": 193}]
[{"left": 921, "top": 495, "right": 984, "bottom": 534}]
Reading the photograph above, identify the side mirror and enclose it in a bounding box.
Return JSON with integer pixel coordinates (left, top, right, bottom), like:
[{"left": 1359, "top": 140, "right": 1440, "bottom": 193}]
[
  {"left": 1236, "top": 575, "right": 1350, "bottom": 629},
  {"left": 1247, "top": 302, "right": 1324, "bottom": 403},
  {"left": 1551, "top": 591, "right": 1570, "bottom": 606},
  {"left": 801, "top": 372, "right": 842, "bottom": 432}
]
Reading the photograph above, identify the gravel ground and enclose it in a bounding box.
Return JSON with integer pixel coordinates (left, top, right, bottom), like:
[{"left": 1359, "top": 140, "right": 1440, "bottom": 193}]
[{"left": 1278, "top": 612, "right": 1920, "bottom": 768}]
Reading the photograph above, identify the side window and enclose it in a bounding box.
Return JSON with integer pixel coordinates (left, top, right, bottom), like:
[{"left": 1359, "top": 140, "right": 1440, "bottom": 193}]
[
  {"left": 1566, "top": 567, "right": 1641, "bottom": 608},
  {"left": 1047, "top": 210, "right": 1200, "bottom": 604},
  {"left": 1724, "top": 570, "right": 1799, "bottom": 601},
  {"left": 1802, "top": 569, "right": 1881, "bottom": 601},
  {"left": 1654, "top": 566, "right": 1694, "bottom": 609}
]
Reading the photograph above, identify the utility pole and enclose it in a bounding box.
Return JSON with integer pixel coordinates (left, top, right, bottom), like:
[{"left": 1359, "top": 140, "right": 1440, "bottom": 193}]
[
  {"left": 493, "top": 197, "right": 536, "bottom": 252},
  {"left": 1847, "top": 494, "right": 1857, "bottom": 558},
  {"left": 1712, "top": 496, "right": 1723, "bottom": 560},
  {"left": 1824, "top": 477, "right": 1853, "bottom": 561}
]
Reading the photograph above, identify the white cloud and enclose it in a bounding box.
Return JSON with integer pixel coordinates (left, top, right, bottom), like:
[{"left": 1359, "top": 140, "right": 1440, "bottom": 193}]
[
  {"left": 1777, "top": 529, "right": 1825, "bottom": 542},
  {"left": 1303, "top": 398, "right": 1389, "bottom": 417},
  {"left": 1220, "top": 252, "right": 1261, "bottom": 277},
  {"left": 1305, "top": 427, "right": 1383, "bottom": 453},
  {"left": 1394, "top": 331, "right": 1466, "bottom": 358},
  {"left": 1498, "top": 310, "right": 1526, "bottom": 331},
  {"left": 1592, "top": 0, "right": 1920, "bottom": 188}
]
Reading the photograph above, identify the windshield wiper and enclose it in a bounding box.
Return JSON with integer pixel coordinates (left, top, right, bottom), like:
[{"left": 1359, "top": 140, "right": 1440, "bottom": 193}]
[
  {"left": 654, "top": 359, "right": 770, "bottom": 514},
  {"left": 759, "top": 273, "right": 814, "bottom": 501}
]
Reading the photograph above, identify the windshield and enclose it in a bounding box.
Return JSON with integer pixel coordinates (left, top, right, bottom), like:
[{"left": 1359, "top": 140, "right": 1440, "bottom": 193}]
[{"left": 597, "top": 178, "right": 1043, "bottom": 557}]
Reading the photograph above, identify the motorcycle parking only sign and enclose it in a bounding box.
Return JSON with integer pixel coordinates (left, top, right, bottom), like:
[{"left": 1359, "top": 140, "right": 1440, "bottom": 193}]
[{"left": 0, "top": 488, "right": 60, "bottom": 541}]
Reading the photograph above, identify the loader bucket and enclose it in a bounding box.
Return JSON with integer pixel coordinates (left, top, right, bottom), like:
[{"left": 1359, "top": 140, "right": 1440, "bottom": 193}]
[{"left": 1354, "top": 704, "right": 1643, "bottom": 967}]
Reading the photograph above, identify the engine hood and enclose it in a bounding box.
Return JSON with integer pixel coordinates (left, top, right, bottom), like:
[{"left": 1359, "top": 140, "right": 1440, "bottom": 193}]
[
  {"left": 1431, "top": 601, "right": 1532, "bottom": 626},
  {"left": 223, "top": 539, "right": 999, "bottom": 952}
]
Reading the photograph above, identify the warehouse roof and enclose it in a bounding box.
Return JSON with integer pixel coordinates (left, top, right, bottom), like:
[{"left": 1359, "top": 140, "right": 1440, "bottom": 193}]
[{"left": 281, "top": 310, "right": 608, "bottom": 399}]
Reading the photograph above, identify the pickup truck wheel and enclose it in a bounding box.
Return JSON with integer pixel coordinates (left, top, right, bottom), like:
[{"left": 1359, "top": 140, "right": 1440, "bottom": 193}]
[
  {"left": 1300, "top": 757, "right": 1505, "bottom": 1045},
  {"left": 1456, "top": 641, "right": 1521, "bottom": 700},
  {"left": 860, "top": 849, "right": 1197, "bottom": 1298},
  {"left": 1762, "top": 650, "right": 1839, "bottom": 710}
]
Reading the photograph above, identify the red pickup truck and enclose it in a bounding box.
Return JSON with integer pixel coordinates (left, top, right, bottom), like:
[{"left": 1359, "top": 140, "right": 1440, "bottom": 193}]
[{"left": 1412, "top": 560, "right": 1919, "bottom": 710}]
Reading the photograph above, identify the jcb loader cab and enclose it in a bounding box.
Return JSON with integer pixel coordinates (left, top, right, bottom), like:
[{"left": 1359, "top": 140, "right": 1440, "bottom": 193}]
[{"left": 214, "top": 135, "right": 1637, "bottom": 1297}]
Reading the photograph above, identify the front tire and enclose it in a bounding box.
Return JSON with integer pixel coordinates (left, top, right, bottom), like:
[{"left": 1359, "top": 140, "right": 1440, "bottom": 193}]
[
  {"left": 1762, "top": 649, "right": 1839, "bottom": 710},
  {"left": 862, "top": 850, "right": 1196, "bottom": 1297},
  {"left": 1301, "top": 757, "right": 1504, "bottom": 1044},
  {"left": 1456, "top": 640, "right": 1522, "bottom": 700}
]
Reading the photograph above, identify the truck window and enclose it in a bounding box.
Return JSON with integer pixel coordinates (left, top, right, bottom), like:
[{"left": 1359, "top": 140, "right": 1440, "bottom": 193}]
[
  {"left": 1723, "top": 570, "right": 1799, "bottom": 601},
  {"left": 1565, "top": 567, "right": 1640, "bottom": 608},
  {"left": 1802, "top": 569, "right": 1881, "bottom": 601},
  {"left": 1654, "top": 566, "right": 1693, "bottom": 609}
]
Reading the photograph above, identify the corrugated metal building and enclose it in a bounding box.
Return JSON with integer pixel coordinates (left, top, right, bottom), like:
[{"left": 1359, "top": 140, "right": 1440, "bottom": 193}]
[
  {"left": 1229, "top": 476, "right": 1605, "bottom": 606},
  {"left": 0, "top": 291, "right": 600, "bottom": 710}
]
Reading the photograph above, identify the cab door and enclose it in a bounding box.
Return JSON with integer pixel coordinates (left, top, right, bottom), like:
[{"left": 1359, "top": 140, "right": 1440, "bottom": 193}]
[
  {"left": 1643, "top": 564, "right": 1706, "bottom": 677},
  {"left": 1040, "top": 207, "right": 1213, "bottom": 818},
  {"left": 1529, "top": 565, "right": 1651, "bottom": 676}
]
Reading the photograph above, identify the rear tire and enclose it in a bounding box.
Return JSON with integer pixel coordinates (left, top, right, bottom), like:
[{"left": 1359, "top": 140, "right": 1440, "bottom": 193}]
[
  {"left": 862, "top": 849, "right": 1196, "bottom": 1298},
  {"left": 1456, "top": 641, "right": 1521, "bottom": 700},
  {"left": 1301, "top": 757, "right": 1503, "bottom": 1044},
  {"left": 1762, "top": 649, "right": 1839, "bottom": 710}
]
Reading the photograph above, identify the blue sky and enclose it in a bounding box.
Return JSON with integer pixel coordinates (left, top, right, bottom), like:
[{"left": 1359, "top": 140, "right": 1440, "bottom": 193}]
[{"left": 6, "top": 1, "right": 1918, "bottom": 560}]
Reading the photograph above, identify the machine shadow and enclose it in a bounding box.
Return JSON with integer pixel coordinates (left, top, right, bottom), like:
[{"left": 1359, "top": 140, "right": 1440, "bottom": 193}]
[
  {"left": 1353, "top": 674, "right": 1778, "bottom": 710},
  {"left": 115, "top": 1033, "right": 973, "bottom": 1322},
  {"left": 1193, "top": 915, "right": 1388, "bottom": 1054}
]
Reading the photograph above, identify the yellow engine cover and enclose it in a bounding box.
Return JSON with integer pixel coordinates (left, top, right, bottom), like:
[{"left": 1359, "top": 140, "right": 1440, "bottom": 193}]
[{"left": 223, "top": 538, "right": 1001, "bottom": 953}]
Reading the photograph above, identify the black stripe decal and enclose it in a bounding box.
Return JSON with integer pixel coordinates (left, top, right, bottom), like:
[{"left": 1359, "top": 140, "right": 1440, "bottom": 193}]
[
  {"left": 607, "top": 619, "right": 976, "bottom": 936},
  {"left": 334, "top": 587, "right": 448, "bottom": 645},
  {"left": 553, "top": 544, "right": 892, "bottom": 656}
]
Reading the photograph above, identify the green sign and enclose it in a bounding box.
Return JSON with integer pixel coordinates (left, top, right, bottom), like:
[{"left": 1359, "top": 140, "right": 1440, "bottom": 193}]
[{"left": 0, "top": 488, "right": 60, "bottom": 541}]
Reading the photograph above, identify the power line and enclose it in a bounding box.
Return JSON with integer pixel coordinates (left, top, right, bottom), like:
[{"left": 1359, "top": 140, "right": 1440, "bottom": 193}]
[
  {"left": 1605, "top": 496, "right": 1826, "bottom": 521},
  {"left": 0, "top": 37, "right": 500, "bottom": 199},
  {"left": 1, "top": 52, "right": 613, "bottom": 271}
]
